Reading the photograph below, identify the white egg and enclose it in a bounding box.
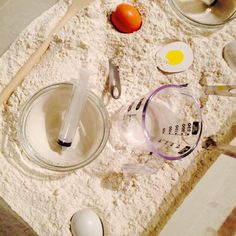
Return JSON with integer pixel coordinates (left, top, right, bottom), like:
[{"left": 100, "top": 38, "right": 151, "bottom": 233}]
[
  {"left": 223, "top": 40, "right": 236, "bottom": 73},
  {"left": 155, "top": 42, "right": 194, "bottom": 73},
  {"left": 71, "top": 208, "right": 104, "bottom": 236}
]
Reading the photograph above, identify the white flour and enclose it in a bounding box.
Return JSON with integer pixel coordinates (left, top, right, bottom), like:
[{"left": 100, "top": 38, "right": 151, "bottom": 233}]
[{"left": 0, "top": 0, "right": 236, "bottom": 235}]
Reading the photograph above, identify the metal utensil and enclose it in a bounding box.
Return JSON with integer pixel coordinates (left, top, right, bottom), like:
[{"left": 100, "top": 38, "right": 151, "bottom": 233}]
[
  {"left": 203, "top": 137, "right": 236, "bottom": 159},
  {"left": 108, "top": 59, "right": 121, "bottom": 99},
  {"left": 203, "top": 85, "right": 236, "bottom": 97}
]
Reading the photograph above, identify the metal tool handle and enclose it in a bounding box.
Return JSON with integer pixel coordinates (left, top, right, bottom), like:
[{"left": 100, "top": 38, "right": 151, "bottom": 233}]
[
  {"left": 204, "top": 85, "right": 236, "bottom": 97},
  {"left": 111, "top": 82, "right": 121, "bottom": 99},
  {"left": 203, "top": 137, "right": 236, "bottom": 159},
  {"left": 217, "top": 144, "right": 236, "bottom": 159},
  {"left": 109, "top": 60, "right": 121, "bottom": 99}
]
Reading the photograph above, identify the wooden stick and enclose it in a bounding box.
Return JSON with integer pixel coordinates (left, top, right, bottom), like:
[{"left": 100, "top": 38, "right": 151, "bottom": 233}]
[{"left": 0, "top": 0, "right": 92, "bottom": 105}]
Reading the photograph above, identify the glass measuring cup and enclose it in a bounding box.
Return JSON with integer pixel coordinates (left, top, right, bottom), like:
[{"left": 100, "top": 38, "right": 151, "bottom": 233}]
[{"left": 112, "top": 84, "right": 202, "bottom": 161}]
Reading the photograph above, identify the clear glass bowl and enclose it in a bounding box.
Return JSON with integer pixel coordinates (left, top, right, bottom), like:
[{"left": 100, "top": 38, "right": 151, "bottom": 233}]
[
  {"left": 168, "top": 0, "right": 236, "bottom": 28},
  {"left": 18, "top": 83, "right": 109, "bottom": 172}
]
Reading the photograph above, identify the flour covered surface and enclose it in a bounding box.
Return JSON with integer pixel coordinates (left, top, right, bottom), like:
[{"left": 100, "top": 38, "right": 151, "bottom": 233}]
[{"left": 0, "top": 0, "right": 236, "bottom": 236}]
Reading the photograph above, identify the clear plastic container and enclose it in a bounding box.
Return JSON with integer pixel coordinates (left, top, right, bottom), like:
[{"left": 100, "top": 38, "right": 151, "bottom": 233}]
[
  {"left": 18, "top": 83, "right": 109, "bottom": 171},
  {"left": 168, "top": 0, "right": 236, "bottom": 28},
  {"left": 111, "top": 84, "right": 202, "bottom": 161}
]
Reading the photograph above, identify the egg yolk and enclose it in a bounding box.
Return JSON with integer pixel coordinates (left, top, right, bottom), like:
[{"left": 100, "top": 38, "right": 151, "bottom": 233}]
[{"left": 165, "top": 50, "right": 184, "bottom": 65}]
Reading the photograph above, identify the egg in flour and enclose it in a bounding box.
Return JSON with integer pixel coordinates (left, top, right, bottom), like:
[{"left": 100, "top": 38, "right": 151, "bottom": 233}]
[
  {"left": 156, "top": 42, "right": 194, "bottom": 73},
  {"left": 71, "top": 208, "right": 104, "bottom": 236}
]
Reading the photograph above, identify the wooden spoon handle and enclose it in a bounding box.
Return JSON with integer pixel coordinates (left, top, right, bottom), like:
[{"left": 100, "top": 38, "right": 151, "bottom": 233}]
[{"left": 0, "top": 0, "right": 91, "bottom": 105}]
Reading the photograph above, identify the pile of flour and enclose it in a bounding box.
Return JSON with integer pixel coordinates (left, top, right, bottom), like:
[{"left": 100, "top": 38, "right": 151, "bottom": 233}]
[{"left": 0, "top": 0, "right": 236, "bottom": 235}]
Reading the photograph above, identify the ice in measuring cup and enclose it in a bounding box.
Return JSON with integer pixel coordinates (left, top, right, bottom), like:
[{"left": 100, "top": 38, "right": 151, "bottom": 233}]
[{"left": 111, "top": 84, "right": 202, "bottom": 161}]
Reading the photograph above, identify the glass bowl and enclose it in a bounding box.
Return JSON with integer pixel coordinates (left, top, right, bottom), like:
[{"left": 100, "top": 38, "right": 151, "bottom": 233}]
[
  {"left": 18, "top": 83, "right": 109, "bottom": 172},
  {"left": 168, "top": 0, "right": 236, "bottom": 28}
]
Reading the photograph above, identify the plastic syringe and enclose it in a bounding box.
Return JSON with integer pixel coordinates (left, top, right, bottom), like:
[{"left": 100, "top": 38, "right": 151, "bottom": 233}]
[{"left": 58, "top": 69, "right": 90, "bottom": 147}]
